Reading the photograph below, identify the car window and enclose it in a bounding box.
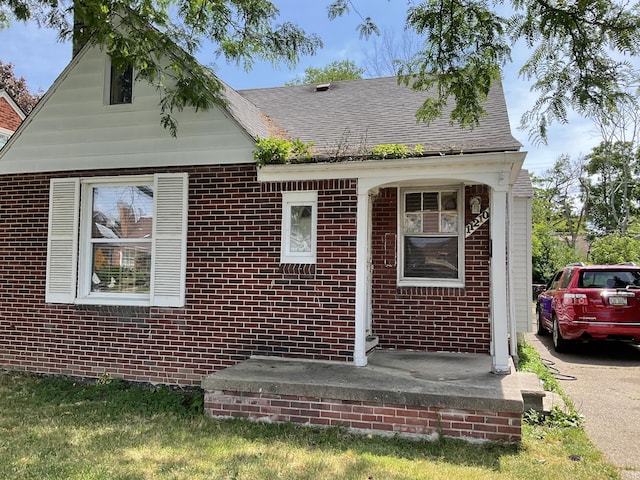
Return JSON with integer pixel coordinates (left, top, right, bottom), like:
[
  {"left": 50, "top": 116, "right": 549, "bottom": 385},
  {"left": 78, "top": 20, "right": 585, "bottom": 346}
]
[
  {"left": 578, "top": 270, "right": 640, "bottom": 288},
  {"left": 547, "top": 270, "right": 563, "bottom": 290},
  {"left": 559, "top": 269, "right": 574, "bottom": 289}
]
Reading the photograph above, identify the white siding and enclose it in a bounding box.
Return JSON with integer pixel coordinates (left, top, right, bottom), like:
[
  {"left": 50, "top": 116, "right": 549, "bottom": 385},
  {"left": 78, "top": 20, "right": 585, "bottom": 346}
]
[
  {"left": 512, "top": 195, "right": 533, "bottom": 333},
  {"left": 0, "top": 47, "right": 256, "bottom": 174}
]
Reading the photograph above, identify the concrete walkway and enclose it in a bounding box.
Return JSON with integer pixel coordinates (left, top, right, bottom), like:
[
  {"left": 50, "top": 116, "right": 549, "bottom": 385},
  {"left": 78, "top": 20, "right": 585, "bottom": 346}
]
[{"left": 526, "top": 332, "right": 640, "bottom": 480}]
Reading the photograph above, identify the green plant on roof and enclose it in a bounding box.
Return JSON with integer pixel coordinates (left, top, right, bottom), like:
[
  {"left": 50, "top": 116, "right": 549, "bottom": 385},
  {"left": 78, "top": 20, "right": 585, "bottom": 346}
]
[
  {"left": 371, "top": 144, "right": 427, "bottom": 159},
  {"left": 254, "top": 137, "right": 315, "bottom": 167}
]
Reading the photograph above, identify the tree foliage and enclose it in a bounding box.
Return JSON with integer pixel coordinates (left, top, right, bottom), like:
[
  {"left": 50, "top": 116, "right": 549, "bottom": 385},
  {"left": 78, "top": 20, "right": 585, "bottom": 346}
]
[
  {"left": 2, "top": 1, "right": 638, "bottom": 137},
  {"left": 285, "top": 60, "right": 364, "bottom": 86},
  {"left": 1, "top": 0, "right": 322, "bottom": 135},
  {"left": 532, "top": 154, "right": 588, "bottom": 250},
  {"left": 361, "top": 27, "right": 420, "bottom": 78},
  {"left": 589, "top": 234, "right": 640, "bottom": 265},
  {"left": 585, "top": 141, "right": 640, "bottom": 236},
  {"left": 0, "top": 60, "right": 41, "bottom": 113},
  {"left": 531, "top": 158, "right": 587, "bottom": 282},
  {"left": 330, "top": 0, "right": 640, "bottom": 140}
]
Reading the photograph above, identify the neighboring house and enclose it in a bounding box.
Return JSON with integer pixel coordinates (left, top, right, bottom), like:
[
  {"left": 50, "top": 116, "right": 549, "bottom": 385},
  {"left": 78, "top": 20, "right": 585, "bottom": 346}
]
[
  {"left": 0, "top": 89, "right": 26, "bottom": 147},
  {"left": 0, "top": 42, "right": 532, "bottom": 440}
]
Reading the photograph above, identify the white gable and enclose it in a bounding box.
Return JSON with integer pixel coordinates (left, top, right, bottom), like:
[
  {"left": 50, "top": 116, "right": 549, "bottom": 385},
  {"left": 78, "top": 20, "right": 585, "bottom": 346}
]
[{"left": 0, "top": 46, "right": 256, "bottom": 174}]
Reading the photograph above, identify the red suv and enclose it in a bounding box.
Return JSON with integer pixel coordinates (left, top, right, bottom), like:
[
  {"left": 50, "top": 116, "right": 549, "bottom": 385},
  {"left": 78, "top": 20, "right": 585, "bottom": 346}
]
[{"left": 536, "top": 263, "right": 640, "bottom": 352}]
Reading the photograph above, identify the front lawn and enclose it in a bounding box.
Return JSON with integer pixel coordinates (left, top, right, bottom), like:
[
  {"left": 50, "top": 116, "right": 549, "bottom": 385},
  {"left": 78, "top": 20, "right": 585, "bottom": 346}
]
[{"left": 0, "top": 349, "right": 619, "bottom": 479}]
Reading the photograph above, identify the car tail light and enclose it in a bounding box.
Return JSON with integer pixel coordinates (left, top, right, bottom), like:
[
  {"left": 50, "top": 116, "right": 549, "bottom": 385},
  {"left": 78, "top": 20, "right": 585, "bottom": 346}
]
[{"left": 563, "top": 293, "right": 588, "bottom": 305}]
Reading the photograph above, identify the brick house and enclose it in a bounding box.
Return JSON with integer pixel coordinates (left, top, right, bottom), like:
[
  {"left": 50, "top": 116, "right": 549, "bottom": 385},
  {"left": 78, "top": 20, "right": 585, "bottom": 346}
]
[
  {"left": 0, "top": 42, "right": 532, "bottom": 440},
  {"left": 0, "top": 89, "right": 25, "bottom": 148}
]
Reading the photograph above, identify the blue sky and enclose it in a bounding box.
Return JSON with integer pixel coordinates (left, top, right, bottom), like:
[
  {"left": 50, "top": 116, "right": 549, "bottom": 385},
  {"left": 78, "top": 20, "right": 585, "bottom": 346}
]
[{"left": 0, "top": 0, "right": 609, "bottom": 175}]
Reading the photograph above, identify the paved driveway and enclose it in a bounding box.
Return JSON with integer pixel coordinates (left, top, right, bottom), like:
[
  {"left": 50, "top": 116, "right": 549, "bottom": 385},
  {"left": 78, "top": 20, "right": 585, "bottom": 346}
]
[{"left": 525, "top": 332, "right": 640, "bottom": 480}]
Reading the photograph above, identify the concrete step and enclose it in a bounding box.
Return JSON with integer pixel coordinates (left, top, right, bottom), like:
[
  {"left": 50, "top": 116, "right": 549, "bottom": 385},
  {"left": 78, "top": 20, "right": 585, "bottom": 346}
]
[
  {"left": 516, "top": 371, "right": 567, "bottom": 415},
  {"left": 517, "top": 371, "right": 545, "bottom": 412}
]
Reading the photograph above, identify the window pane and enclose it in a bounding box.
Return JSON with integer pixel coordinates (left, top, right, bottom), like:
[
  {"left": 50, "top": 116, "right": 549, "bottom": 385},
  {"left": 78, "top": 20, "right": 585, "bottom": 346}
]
[
  {"left": 290, "top": 205, "right": 312, "bottom": 253},
  {"left": 404, "top": 213, "right": 422, "bottom": 234},
  {"left": 92, "top": 243, "right": 151, "bottom": 293},
  {"left": 92, "top": 186, "right": 153, "bottom": 240},
  {"left": 422, "top": 212, "right": 439, "bottom": 232},
  {"left": 110, "top": 64, "right": 133, "bottom": 105},
  {"left": 441, "top": 191, "right": 457, "bottom": 210},
  {"left": 422, "top": 192, "right": 438, "bottom": 211},
  {"left": 441, "top": 213, "right": 458, "bottom": 233},
  {"left": 405, "top": 193, "right": 422, "bottom": 212},
  {"left": 404, "top": 236, "right": 458, "bottom": 279}
]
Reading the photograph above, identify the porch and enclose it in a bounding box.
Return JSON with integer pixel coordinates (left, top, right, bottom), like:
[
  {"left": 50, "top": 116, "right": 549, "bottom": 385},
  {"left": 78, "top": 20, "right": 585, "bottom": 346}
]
[{"left": 203, "top": 350, "right": 541, "bottom": 443}]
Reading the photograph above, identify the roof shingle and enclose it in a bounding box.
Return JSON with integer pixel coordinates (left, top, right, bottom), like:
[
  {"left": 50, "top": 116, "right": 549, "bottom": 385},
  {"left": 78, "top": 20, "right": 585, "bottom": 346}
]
[{"left": 235, "top": 76, "right": 521, "bottom": 158}]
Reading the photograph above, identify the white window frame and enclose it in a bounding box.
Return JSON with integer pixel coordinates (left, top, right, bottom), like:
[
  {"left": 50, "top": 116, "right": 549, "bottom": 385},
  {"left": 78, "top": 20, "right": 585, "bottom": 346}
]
[
  {"left": 397, "top": 186, "right": 465, "bottom": 288},
  {"left": 45, "top": 173, "right": 188, "bottom": 307},
  {"left": 281, "top": 191, "right": 318, "bottom": 264},
  {"left": 77, "top": 175, "right": 154, "bottom": 305}
]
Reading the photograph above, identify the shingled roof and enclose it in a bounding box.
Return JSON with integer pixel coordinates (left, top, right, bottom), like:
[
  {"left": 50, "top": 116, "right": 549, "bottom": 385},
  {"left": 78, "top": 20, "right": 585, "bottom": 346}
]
[{"left": 232, "top": 76, "right": 521, "bottom": 158}]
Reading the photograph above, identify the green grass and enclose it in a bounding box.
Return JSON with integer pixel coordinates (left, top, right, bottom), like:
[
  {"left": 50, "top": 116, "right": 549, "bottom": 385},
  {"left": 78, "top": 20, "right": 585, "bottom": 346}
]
[{"left": 0, "top": 350, "right": 620, "bottom": 480}]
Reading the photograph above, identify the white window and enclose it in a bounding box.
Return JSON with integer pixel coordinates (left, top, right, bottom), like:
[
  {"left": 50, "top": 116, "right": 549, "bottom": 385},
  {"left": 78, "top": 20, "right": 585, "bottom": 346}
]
[
  {"left": 398, "top": 187, "right": 464, "bottom": 287},
  {"left": 281, "top": 191, "right": 317, "bottom": 264},
  {"left": 46, "top": 173, "right": 188, "bottom": 307}
]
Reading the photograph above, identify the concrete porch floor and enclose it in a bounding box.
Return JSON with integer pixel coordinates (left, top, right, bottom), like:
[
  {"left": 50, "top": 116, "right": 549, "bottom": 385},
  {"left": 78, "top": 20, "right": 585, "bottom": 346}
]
[
  {"left": 203, "top": 350, "right": 524, "bottom": 413},
  {"left": 203, "top": 350, "right": 530, "bottom": 442}
]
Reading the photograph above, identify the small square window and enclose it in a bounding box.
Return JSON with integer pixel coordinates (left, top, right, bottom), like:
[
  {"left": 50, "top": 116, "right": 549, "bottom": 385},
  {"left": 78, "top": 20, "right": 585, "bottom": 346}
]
[
  {"left": 110, "top": 63, "right": 133, "bottom": 105},
  {"left": 281, "top": 191, "right": 317, "bottom": 264}
]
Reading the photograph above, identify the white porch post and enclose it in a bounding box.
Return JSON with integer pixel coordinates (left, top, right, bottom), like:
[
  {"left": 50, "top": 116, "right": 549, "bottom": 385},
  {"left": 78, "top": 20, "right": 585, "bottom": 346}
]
[
  {"left": 353, "top": 186, "right": 370, "bottom": 366},
  {"left": 490, "top": 187, "right": 511, "bottom": 374}
]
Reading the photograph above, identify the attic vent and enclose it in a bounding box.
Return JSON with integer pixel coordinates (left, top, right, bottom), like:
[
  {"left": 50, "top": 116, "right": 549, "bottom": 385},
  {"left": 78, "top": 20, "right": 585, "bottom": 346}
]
[{"left": 315, "top": 83, "right": 330, "bottom": 92}]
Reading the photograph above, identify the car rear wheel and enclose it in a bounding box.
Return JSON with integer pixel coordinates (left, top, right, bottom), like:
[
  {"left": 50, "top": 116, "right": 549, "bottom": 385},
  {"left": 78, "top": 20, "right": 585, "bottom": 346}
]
[
  {"left": 537, "top": 309, "right": 548, "bottom": 336},
  {"left": 552, "top": 314, "right": 569, "bottom": 353}
]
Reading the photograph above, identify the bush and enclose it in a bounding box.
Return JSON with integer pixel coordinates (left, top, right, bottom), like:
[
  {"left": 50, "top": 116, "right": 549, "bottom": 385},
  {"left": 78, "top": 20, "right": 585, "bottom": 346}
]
[{"left": 589, "top": 234, "right": 640, "bottom": 264}]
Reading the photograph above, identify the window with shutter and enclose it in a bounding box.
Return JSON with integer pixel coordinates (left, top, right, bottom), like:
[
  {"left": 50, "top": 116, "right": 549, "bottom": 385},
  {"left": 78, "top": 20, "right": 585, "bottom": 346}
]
[{"left": 45, "top": 173, "right": 188, "bottom": 307}]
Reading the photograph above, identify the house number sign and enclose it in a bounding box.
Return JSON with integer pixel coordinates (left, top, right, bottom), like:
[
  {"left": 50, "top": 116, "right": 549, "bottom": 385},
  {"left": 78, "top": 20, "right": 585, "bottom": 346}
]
[{"left": 465, "top": 208, "right": 490, "bottom": 238}]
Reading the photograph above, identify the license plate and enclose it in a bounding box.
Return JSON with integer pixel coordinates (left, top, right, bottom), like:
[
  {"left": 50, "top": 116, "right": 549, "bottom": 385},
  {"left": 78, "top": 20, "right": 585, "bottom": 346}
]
[{"left": 609, "top": 296, "right": 628, "bottom": 306}]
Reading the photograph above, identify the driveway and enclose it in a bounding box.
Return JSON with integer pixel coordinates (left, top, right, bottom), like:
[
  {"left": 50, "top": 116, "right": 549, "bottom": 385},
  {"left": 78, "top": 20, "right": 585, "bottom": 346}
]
[{"left": 525, "top": 332, "right": 640, "bottom": 480}]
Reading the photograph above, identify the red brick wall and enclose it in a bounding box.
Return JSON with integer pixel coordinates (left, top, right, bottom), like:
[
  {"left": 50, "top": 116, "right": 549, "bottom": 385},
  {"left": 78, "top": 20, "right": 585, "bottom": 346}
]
[
  {"left": 204, "top": 390, "right": 521, "bottom": 442},
  {"left": 0, "top": 165, "right": 357, "bottom": 385},
  {"left": 371, "top": 185, "right": 491, "bottom": 353},
  {"left": 0, "top": 97, "right": 22, "bottom": 131},
  {"left": 0, "top": 163, "right": 493, "bottom": 384}
]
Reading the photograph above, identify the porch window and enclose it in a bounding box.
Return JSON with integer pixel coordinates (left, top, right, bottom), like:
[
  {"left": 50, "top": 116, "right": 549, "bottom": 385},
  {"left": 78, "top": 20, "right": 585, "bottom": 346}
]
[
  {"left": 281, "top": 191, "right": 317, "bottom": 264},
  {"left": 399, "top": 188, "right": 463, "bottom": 286},
  {"left": 45, "top": 173, "right": 188, "bottom": 307}
]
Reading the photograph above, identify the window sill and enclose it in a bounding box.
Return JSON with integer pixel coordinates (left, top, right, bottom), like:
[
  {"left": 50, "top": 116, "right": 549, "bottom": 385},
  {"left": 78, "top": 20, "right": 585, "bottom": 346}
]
[
  {"left": 397, "top": 279, "right": 464, "bottom": 289},
  {"left": 75, "top": 296, "right": 150, "bottom": 308}
]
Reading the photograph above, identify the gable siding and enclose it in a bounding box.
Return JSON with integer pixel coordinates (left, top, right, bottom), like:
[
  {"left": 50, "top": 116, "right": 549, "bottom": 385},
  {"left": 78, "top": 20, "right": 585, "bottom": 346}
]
[{"left": 0, "top": 47, "right": 255, "bottom": 174}]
